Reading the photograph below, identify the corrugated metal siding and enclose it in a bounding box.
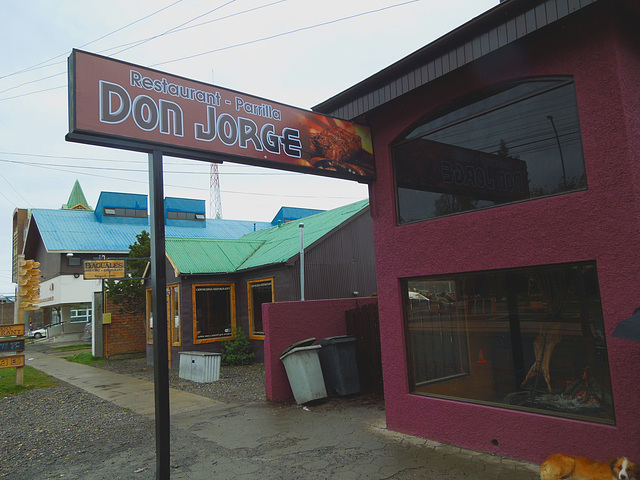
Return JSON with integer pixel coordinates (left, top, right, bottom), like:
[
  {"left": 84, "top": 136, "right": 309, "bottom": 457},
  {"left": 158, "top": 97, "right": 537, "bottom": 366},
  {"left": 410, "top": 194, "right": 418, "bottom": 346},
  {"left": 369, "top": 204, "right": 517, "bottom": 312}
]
[
  {"left": 316, "top": 0, "right": 597, "bottom": 119},
  {"left": 238, "top": 200, "right": 369, "bottom": 270},
  {"left": 290, "top": 211, "right": 377, "bottom": 300}
]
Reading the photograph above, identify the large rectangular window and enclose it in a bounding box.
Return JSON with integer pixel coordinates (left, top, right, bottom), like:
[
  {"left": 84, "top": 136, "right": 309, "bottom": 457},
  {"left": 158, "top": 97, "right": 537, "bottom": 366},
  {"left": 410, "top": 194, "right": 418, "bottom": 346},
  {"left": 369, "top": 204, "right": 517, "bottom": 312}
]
[
  {"left": 70, "top": 305, "right": 92, "bottom": 323},
  {"left": 193, "top": 284, "right": 235, "bottom": 343},
  {"left": 248, "top": 278, "right": 274, "bottom": 339},
  {"left": 394, "top": 78, "right": 586, "bottom": 223},
  {"left": 404, "top": 262, "right": 614, "bottom": 424}
]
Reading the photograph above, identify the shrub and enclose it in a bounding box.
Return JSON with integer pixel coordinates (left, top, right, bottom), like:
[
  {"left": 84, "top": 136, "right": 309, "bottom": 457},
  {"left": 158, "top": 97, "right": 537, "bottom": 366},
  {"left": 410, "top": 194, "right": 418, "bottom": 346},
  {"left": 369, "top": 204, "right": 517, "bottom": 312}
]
[{"left": 221, "top": 327, "right": 254, "bottom": 366}]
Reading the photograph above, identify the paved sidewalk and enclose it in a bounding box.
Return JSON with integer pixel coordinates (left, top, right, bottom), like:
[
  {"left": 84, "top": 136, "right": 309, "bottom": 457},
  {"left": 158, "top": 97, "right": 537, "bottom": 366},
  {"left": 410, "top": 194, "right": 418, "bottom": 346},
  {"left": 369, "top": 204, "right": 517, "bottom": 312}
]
[{"left": 25, "top": 347, "right": 541, "bottom": 479}]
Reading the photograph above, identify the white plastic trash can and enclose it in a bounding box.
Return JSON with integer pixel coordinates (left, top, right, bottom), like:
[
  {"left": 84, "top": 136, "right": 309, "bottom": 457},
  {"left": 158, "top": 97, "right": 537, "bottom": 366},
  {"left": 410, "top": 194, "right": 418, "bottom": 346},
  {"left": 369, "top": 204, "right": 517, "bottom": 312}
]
[
  {"left": 179, "top": 351, "right": 221, "bottom": 383},
  {"left": 280, "top": 344, "right": 327, "bottom": 404}
]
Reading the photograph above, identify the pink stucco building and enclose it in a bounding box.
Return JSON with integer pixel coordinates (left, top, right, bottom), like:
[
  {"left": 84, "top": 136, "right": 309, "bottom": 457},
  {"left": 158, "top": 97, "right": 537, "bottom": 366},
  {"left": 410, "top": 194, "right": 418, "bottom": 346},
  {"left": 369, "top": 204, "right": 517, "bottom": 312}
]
[{"left": 309, "top": 0, "right": 640, "bottom": 465}]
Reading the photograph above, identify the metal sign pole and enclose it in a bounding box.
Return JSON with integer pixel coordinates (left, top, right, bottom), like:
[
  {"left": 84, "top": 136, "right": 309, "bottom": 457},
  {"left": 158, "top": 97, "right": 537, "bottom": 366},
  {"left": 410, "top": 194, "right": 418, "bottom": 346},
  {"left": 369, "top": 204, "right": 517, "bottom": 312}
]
[
  {"left": 148, "top": 149, "right": 170, "bottom": 479},
  {"left": 299, "top": 223, "right": 305, "bottom": 301}
]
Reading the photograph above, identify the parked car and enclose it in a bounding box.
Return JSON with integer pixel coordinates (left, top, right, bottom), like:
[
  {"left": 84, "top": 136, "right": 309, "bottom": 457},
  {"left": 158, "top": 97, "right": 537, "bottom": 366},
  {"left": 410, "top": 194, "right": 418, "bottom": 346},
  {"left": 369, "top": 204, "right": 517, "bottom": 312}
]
[{"left": 26, "top": 326, "right": 47, "bottom": 339}]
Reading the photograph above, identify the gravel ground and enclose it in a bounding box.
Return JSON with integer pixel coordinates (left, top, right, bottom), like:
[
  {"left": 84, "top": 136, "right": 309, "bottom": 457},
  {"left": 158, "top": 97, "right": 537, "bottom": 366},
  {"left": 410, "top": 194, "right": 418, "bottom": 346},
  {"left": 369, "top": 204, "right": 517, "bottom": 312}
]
[
  {"left": 1, "top": 350, "right": 385, "bottom": 479},
  {"left": 0, "top": 353, "right": 271, "bottom": 480},
  {"left": 1, "top": 382, "right": 156, "bottom": 479},
  {"left": 94, "top": 353, "right": 384, "bottom": 412},
  {"left": 94, "top": 355, "right": 269, "bottom": 405}
]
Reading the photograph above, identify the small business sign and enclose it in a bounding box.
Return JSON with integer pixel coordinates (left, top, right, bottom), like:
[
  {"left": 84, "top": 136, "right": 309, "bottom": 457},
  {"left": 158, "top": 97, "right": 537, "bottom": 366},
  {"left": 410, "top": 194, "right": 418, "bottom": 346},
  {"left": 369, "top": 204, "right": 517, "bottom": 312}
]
[
  {"left": 0, "top": 355, "right": 25, "bottom": 369},
  {"left": 67, "top": 50, "right": 375, "bottom": 182},
  {"left": 0, "top": 324, "right": 25, "bottom": 374},
  {"left": 0, "top": 324, "right": 25, "bottom": 338},
  {"left": 0, "top": 339, "right": 25, "bottom": 353},
  {"left": 83, "top": 260, "right": 126, "bottom": 279}
]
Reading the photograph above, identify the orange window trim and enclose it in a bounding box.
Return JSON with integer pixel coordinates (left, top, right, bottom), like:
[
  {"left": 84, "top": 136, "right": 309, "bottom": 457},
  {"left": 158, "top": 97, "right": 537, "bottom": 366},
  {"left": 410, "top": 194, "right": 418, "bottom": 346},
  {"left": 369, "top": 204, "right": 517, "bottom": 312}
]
[
  {"left": 247, "top": 278, "right": 274, "bottom": 340},
  {"left": 192, "top": 283, "right": 236, "bottom": 345}
]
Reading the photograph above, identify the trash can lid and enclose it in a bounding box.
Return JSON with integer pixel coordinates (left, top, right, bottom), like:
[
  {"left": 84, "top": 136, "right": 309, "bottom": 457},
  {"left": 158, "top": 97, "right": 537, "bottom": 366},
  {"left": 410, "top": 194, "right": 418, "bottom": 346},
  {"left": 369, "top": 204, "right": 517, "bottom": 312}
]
[
  {"left": 318, "top": 335, "right": 356, "bottom": 345},
  {"left": 280, "top": 337, "right": 316, "bottom": 358},
  {"left": 279, "top": 343, "right": 322, "bottom": 361}
]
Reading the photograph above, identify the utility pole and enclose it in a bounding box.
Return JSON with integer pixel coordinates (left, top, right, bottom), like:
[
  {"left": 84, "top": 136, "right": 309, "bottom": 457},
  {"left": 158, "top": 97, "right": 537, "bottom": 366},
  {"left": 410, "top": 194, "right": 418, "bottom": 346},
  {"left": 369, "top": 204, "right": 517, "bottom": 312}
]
[{"left": 547, "top": 115, "right": 567, "bottom": 189}]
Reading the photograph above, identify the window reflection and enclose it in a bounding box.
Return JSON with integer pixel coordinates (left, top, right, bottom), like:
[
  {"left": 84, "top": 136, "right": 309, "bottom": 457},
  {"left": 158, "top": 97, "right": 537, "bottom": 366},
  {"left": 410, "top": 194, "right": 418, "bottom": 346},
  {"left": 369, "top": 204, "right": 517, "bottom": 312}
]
[
  {"left": 404, "top": 262, "right": 614, "bottom": 423},
  {"left": 394, "top": 78, "right": 586, "bottom": 222}
]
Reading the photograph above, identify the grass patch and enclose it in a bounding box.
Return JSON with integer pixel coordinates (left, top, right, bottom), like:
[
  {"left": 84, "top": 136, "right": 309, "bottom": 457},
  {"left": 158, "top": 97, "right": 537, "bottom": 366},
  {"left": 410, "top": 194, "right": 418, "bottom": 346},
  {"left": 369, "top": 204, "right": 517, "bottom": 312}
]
[
  {"left": 55, "top": 344, "right": 90, "bottom": 352},
  {"left": 0, "top": 366, "right": 57, "bottom": 396},
  {"left": 64, "top": 352, "right": 106, "bottom": 366}
]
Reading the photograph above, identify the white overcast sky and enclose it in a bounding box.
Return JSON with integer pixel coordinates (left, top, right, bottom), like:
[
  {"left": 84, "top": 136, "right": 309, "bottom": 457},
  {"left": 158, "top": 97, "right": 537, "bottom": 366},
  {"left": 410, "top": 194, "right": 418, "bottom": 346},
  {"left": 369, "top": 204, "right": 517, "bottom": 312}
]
[{"left": 0, "top": 0, "right": 497, "bottom": 295}]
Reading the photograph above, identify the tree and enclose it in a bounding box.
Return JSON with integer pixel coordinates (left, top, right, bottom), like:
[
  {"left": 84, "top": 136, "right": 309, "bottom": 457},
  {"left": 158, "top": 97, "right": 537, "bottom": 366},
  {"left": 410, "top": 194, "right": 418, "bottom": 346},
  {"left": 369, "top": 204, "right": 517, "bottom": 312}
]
[{"left": 105, "top": 230, "right": 150, "bottom": 314}]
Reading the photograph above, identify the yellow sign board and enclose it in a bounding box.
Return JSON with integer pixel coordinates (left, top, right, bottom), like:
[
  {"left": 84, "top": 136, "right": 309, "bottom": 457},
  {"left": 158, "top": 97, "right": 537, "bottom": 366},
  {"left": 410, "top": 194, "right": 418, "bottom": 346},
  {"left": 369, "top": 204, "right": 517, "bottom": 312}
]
[
  {"left": 83, "top": 260, "right": 126, "bottom": 279},
  {"left": 0, "top": 354, "right": 25, "bottom": 369},
  {"left": 0, "top": 324, "right": 25, "bottom": 337}
]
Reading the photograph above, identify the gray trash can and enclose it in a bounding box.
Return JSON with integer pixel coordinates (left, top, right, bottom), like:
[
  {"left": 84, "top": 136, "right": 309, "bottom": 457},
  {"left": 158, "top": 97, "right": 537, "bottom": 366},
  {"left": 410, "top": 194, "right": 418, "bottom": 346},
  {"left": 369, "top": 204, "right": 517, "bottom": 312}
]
[
  {"left": 318, "top": 336, "right": 361, "bottom": 396},
  {"left": 280, "top": 338, "right": 327, "bottom": 404}
]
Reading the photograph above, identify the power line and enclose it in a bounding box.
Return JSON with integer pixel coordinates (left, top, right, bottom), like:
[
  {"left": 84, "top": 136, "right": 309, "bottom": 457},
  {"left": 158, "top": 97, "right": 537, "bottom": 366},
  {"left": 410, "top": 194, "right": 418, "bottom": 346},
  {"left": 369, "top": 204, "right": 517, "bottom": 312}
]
[
  {"left": 0, "top": 0, "right": 287, "bottom": 95},
  {"left": 0, "top": 71, "right": 66, "bottom": 96},
  {"left": 101, "top": 0, "right": 287, "bottom": 57},
  {"left": 0, "top": 85, "right": 66, "bottom": 102},
  {"left": 0, "top": 170, "right": 32, "bottom": 207},
  {"left": 0, "top": 0, "right": 185, "bottom": 80},
  {"left": 153, "top": 0, "right": 419, "bottom": 67},
  {"left": 0, "top": 156, "right": 300, "bottom": 175},
  {"left": 109, "top": 0, "right": 237, "bottom": 58},
  {"left": 0, "top": 0, "right": 418, "bottom": 102},
  {"left": 0, "top": 158, "right": 365, "bottom": 200}
]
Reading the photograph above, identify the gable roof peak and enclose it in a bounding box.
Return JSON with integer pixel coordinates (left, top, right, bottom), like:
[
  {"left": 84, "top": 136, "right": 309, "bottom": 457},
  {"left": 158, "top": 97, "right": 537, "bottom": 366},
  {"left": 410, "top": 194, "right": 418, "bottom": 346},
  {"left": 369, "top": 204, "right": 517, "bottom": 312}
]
[{"left": 62, "top": 180, "right": 92, "bottom": 211}]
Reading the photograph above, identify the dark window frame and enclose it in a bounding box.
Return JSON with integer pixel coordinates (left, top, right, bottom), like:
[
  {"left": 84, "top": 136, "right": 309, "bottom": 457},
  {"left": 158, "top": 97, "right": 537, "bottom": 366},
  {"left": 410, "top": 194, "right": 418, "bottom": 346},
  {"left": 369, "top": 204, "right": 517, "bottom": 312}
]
[
  {"left": 247, "top": 278, "right": 274, "bottom": 339},
  {"left": 103, "top": 207, "right": 147, "bottom": 218},
  {"left": 192, "top": 283, "right": 236, "bottom": 343},
  {"left": 167, "top": 211, "right": 206, "bottom": 221}
]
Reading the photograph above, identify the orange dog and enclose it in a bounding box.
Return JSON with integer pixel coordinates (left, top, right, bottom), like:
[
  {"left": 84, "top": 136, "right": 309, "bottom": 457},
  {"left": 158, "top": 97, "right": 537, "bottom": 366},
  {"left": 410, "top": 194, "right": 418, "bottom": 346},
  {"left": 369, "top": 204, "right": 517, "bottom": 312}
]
[{"left": 540, "top": 454, "right": 637, "bottom": 480}]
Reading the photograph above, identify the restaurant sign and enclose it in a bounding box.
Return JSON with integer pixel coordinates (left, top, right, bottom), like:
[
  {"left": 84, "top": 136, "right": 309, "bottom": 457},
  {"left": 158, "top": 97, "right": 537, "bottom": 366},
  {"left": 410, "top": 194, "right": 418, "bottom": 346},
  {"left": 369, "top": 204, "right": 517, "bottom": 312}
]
[
  {"left": 0, "top": 355, "right": 25, "bottom": 369},
  {"left": 0, "top": 324, "right": 25, "bottom": 338},
  {"left": 0, "top": 324, "right": 25, "bottom": 372},
  {"left": 67, "top": 50, "right": 374, "bottom": 182},
  {"left": 83, "top": 260, "right": 126, "bottom": 279}
]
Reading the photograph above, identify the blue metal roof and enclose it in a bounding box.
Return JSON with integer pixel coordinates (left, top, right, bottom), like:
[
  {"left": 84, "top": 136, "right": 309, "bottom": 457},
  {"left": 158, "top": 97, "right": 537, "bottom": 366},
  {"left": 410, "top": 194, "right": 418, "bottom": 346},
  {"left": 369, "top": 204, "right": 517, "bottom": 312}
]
[
  {"left": 31, "top": 208, "right": 272, "bottom": 253},
  {"left": 270, "top": 206, "right": 326, "bottom": 226}
]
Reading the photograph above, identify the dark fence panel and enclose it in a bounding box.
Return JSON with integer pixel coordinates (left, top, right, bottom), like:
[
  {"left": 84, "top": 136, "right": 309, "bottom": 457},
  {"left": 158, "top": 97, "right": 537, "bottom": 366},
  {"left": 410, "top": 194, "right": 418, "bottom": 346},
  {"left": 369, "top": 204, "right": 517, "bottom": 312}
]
[{"left": 346, "top": 301, "right": 383, "bottom": 393}]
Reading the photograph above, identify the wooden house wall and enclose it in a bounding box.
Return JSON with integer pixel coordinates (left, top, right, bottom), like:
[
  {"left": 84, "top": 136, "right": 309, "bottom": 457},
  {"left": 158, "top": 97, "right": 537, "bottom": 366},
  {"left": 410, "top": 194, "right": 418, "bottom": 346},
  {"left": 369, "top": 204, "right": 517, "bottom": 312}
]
[{"left": 150, "top": 206, "right": 377, "bottom": 367}]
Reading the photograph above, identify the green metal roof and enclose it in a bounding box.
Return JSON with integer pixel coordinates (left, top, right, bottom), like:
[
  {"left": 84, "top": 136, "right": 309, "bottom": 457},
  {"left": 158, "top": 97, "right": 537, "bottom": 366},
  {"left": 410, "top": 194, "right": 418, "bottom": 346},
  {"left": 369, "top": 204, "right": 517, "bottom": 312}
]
[
  {"left": 166, "top": 199, "right": 368, "bottom": 274},
  {"left": 62, "top": 180, "right": 92, "bottom": 210},
  {"left": 165, "top": 239, "right": 263, "bottom": 274}
]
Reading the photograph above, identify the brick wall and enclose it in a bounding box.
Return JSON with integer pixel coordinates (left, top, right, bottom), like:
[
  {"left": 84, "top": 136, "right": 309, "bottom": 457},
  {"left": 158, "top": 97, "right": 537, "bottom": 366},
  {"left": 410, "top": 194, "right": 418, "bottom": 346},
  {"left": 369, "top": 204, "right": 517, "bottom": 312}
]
[{"left": 103, "top": 295, "right": 146, "bottom": 357}]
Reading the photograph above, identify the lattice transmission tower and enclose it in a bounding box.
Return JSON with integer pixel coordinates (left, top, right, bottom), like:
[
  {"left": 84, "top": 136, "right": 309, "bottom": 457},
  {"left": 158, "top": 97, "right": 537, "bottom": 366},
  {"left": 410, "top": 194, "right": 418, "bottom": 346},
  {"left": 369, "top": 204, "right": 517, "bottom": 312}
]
[{"left": 209, "top": 163, "right": 222, "bottom": 219}]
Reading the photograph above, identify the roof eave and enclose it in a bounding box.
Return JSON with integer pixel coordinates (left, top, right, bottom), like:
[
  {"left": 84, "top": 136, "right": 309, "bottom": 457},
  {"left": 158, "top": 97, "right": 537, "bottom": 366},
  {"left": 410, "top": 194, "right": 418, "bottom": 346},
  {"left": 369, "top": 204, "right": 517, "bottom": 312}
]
[{"left": 312, "top": 0, "right": 599, "bottom": 119}]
